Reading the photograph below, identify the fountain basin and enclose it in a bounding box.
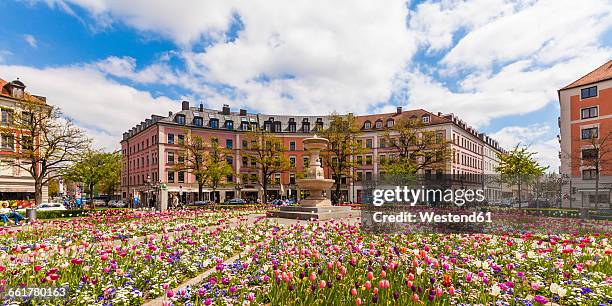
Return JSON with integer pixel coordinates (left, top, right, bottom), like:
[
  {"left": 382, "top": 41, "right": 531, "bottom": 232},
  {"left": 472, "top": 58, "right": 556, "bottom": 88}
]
[{"left": 296, "top": 178, "right": 334, "bottom": 192}]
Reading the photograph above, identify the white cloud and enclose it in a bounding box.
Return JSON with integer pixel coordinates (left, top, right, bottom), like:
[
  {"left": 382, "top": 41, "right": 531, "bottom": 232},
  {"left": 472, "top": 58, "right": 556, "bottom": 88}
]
[
  {"left": 0, "top": 50, "right": 11, "bottom": 63},
  {"left": 94, "top": 56, "right": 181, "bottom": 84},
  {"left": 23, "top": 34, "right": 38, "bottom": 48},
  {"left": 440, "top": 0, "right": 612, "bottom": 70},
  {"left": 0, "top": 64, "right": 177, "bottom": 150},
  {"left": 490, "top": 124, "right": 559, "bottom": 170}
]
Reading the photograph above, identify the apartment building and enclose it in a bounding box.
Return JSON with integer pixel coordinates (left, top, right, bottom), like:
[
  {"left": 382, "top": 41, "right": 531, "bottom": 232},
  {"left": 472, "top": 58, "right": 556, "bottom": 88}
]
[
  {"left": 120, "top": 102, "right": 505, "bottom": 205},
  {"left": 559, "top": 60, "right": 612, "bottom": 208},
  {"left": 0, "top": 78, "right": 48, "bottom": 202}
]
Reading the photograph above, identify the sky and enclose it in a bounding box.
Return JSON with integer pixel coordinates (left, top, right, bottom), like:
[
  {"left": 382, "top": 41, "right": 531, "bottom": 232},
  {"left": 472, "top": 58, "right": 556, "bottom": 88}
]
[{"left": 0, "top": 0, "right": 610, "bottom": 171}]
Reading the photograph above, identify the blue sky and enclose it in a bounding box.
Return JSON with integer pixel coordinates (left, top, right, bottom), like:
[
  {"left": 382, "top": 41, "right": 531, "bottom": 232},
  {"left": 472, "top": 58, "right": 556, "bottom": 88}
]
[{"left": 0, "top": 0, "right": 610, "bottom": 169}]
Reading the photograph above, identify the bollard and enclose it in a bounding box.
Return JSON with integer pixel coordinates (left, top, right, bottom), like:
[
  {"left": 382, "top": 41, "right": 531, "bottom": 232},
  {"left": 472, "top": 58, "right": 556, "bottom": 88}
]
[{"left": 26, "top": 208, "right": 37, "bottom": 222}]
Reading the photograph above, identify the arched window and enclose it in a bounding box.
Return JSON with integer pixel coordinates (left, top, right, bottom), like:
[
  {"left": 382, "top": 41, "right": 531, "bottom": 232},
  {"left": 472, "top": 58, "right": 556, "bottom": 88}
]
[
  {"left": 363, "top": 121, "right": 371, "bottom": 129},
  {"left": 386, "top": 119, "right": 394, "bottom": 128}
]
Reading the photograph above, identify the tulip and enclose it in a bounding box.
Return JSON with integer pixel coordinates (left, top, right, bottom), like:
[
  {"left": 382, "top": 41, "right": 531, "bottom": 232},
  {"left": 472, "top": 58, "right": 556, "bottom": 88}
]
[
  {"left": 356, "top": 298, "right": 362, "bottom": 305},
  {"left": 351, "top": 288, "right": 357, "bottom": 296}
]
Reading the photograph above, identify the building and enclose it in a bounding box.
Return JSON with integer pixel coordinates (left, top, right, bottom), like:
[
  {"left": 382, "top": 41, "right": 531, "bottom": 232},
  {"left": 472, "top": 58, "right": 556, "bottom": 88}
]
[
  {"left": 559, "top": 60, "right": 612, "bottom": 208},
  {"left": 120, "top": 102, "right": 505, "bottom": 206},
  {"left": 0, "top": 78, "right": 49, "bottom": 203}
]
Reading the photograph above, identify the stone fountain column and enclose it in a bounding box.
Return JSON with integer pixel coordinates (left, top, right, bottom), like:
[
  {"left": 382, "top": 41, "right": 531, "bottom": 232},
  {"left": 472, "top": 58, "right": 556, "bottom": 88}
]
[{"left": 268, "top": 135, "right": 352, "bottom": 220}]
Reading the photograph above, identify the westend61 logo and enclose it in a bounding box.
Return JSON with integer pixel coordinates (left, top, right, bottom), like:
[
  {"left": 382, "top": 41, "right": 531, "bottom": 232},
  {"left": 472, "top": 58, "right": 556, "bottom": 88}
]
[{"left": 372, "top": 186, "right": 486, "bottom": 207}]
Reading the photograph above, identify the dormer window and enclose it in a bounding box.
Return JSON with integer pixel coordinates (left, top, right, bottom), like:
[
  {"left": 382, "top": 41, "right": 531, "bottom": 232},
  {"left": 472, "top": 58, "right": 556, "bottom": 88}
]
[
  {"left": 288, "top": 119, "right": 296, "bottom": 132},
  {"left": 386, "top": 119, "right": 394, "bottom": 128},
  {"left": 12, "top": 88, "right": 23, "bottom": 99},
  {"left": 422, "top": 115, "right": 430, "bottom": 124},
  {"left": 241, "top": 122, "right": 249, "bottom": 130},
  {"left": 315, "top": 118, "right": 323, "bottom": 130},
  {"left": 375, "top": 120, "right": 383, "bottom": 129},
  {"left": 193, "top": 116, "right": 203, "bottom": 127},
  {"left": 175, "top": 114, "right": 186, "bottom": 125},
  {"left": 264, "top": 120, "right": 272, "bottom": 131},
  {"left": 273, "top": 121, "right": 281, "bottom": 132},
  {"left": 302, "top": 119, "right": 310, "bottom": 133},
  {"left": 225, "top": 120, "right": 234, "bottom": 130},
  {"left": 364, "top": 121, "right": 371, "bottom": 129},
  {"left": 210, "top": 118, "right": 219, "bottom": 129}
]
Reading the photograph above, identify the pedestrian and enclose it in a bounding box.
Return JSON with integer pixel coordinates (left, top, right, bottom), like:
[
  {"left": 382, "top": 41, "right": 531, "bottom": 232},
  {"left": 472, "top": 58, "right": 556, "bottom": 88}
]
[{"left": 0, "top": 203, "right": 26, "bottom": 226}]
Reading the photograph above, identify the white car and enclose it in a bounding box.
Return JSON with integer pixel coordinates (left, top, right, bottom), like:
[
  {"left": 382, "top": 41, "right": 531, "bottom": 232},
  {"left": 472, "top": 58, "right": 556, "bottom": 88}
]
[
  {"left": 36, "top": 203, "right": 68, "bottom": 211},
  {"left": 108, "top": 200, "right": 127, "bottom": 208}
]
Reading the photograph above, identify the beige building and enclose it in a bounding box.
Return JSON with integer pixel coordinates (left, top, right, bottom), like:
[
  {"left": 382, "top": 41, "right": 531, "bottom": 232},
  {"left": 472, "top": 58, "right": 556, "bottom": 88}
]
[{"left": 0, "top": 78, "right": 48, "bottom": 203}]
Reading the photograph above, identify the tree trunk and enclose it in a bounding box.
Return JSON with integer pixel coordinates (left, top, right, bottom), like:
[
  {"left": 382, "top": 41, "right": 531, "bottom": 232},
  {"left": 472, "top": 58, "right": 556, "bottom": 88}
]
[
  {"left": 34, "top": 179, "right": 43, "bottom": 205},
  {"left": 595, "top": 168, "right": 599, "bottom": 210},
  {"left": 198, "top": 182, "right": 203, "bottom": 201},
  {"left": 262, "top": 180, "right": 268, "bottom": 204},
  {"left": 517, "top": 178, "right": 522, "bottom": 209},
  {"left": 90, "top": 183, "right": 95, "bottom": 209}
]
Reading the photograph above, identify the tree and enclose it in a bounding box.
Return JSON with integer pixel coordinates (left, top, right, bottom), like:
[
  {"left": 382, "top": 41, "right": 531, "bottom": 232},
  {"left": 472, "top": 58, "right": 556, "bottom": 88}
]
[
  {"left": 382, "top": 117, "right": 451, "bottom": 178},
  {"left": 495, "top": 145, "right": 547, "bottom": 207},
  {"left": 48, "top": 178, "right": 60, "bottom": 198},
  {"left": 64, "top": 150, "right": 118, "bottom": 208},
  {"left": 97, "top": 151, "right": 122, "bottom": 198},
  {"left": 320, "top": 113, "right": 363, "bottom": 203},
  {"left": 574, "top": 130, "right": 612, "bottom": 209},
  {"left": 0, "top": 102, "right": 89, "bottom": 204},
  {"left": 201, "top": 139, "right": 233, "bottom": 203},
  {"left": 243, "top": 129, "right": 290, "bottom": 203},
  {"left": 174, "top": 134, "right": 233, "bottom": 203}
]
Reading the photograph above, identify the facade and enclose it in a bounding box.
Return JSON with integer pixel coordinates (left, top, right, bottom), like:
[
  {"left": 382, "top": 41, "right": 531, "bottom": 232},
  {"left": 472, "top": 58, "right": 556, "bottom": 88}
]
[
  {"left": 0, "top": 78, "right": 48, "bottom": 202},
  {"left": 559, "top": 60, "right": 612, "bottom": 208},
  {"left": 120, "top": 102, "right": 505, "bottom": 205}
]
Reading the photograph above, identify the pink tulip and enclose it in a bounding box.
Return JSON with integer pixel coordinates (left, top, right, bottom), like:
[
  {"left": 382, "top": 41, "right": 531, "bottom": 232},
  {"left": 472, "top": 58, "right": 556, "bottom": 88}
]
[
  {"left": 356, "top": 298, "right": 362, "bottom": 305},
  {"left": 351, "top": 288, "right": 357, "bottom": 296}
]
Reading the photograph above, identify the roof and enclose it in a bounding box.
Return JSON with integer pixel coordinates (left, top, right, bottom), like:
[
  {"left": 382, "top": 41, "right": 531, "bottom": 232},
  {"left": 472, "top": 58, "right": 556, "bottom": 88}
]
[
  {"left": 355, "top": 109, "right": 450, "bottom": 128},
  {"left": 0, "top": 77, "right": 46, "bottom": 103},
  {"left": 561, "top": 60, "right": 612, "bottom": 90}
]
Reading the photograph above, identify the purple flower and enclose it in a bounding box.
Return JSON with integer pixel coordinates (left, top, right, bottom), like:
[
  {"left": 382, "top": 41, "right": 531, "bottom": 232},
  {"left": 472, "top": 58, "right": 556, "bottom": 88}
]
[{"left": 534, "top": 295, "right": 548, "bottom": 304}]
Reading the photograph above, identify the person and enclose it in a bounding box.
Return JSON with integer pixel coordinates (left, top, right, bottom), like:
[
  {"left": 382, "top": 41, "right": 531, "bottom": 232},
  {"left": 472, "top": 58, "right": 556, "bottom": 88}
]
[
  {"left": 0, "top": 203, "right": 26, "bottom": 226},
  {"left": 173, "top": 195, "right": 179, "bottom": 209}
]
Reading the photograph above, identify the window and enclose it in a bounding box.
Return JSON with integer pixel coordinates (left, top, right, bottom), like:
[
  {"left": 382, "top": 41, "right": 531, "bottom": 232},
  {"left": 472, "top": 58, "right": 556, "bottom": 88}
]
[
  {"left": 375, "top": 120, "right": 382, "bottom": 129},
  {"left": 175, "top": 115, "right": 186, "bottom": 125},
  {"left": 582, "top": 169, "right": 597, "bottom": 180},
  {"left": 226, "top": 156, "right": 233, "bottom": 165},
  {"left": 303, "top": 123, "right": 310, "bottom": 133},
  {"left": 356, "top": 172, "right": 363, "bottom": 182},
  {"left": 194, "top": 117, "right": 203, "bottom": 127},
  {"left": 582, "top": 148, "right": 598, "bottom": 160},
  {"left": 210, "top": 119, "right": 219, "bottom": 129},
  {"left": 274, "top": 174, "right": 281, "bottom": 185},
  {"left": 422, "top": 115, "right": 430, "bottom": 123},
  {"left": 581, "top": 127, "right": 598, "bottom": 139},
  {"left": 178, "top": 171, "right": 185, "bottom": 183},
  {"left": 365, "top": 155, "right": 372, "bottom": 165},
  {"left": 366, "top": 139, "right": 373, "bottom": 149},
  {"left": 289, "top": 141, "right": 296, "bottom": 151},
  {"left": 581, "top": 107, "right": 598, "bottom": 119},
  {"left": 264, "top": 121, "right": 272, "bottom": 131},
  {"left": 357, "top": 155, "right": 363, "bottom": 165},
  {"left": 379, "top": 155, "right": 386, "bottom": 164},
  {"left": 289, "top": 122, "right": 296, "bottom": 132},
  {"left": 226, "top": 174, "right": 233, "bottom": 183},
  {"left": 168, "top": 134, "right": 175, "bottom": 144},
  {"left": 168, "top": 171, "right": 175, "bottom": 183},
  {"left": 1, "top": 134, "right": 14, "bottom": 150},
  {"left": 364, "top": 121, "right": 371, "bottom": 129},
  {"left": 178, "top": 135, "right": 185, "bottom": 145},
  {"left": 225, "top": 120, "right": 234, "bottom": 130},
  {"left": 289, "top": 173, "right": 296, "bottom": 185},
  {"left": 274, "top": 121, "right": 282, "bottom": 132},
  {"left": 1, "top": 109, "right": 13, "bottom": 126},
  {"left": 380, "top": 138, "right": 386, "bottom": 148},
  {"left": 226, "top": 139, "right": 233, "bottom": 149},
  {"left": 303, "top": 157, "right": 309, "bottom": 168},
  {"left": 178, "top": 153, "right": 184, "bottom": 164},
  {"left": 241, "top": 122, "right": 249, "bottom": 130},
  {"left": 21, "top": 136, "right": 33, "bottom": 151},
  {"left": 242, "top": 140, "right": 248, "bottom": 149},
  {"left": 168, "top": 152, "right": 175, "bottom": 164},
  {"left": 315, "top": 119, "right": 323, "bottom": 131},
  {"left": 386, "top": 119, "right": 394, "bottom": 128},
  {"left": 242, "top": 156, "right": 248, "bottom": 167},
  {"left": 290, "top": 156, "right": 296, "bottom": 168},
  {"left": 581, "top": 86, "right": 597, "bottom": 99}
]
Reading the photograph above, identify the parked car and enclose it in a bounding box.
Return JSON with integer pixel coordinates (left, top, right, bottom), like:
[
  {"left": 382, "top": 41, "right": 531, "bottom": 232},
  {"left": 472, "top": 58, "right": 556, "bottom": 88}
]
[
  {"left": 93, "top": 199, "right": 106, "bottom": 207},
  {"left": 108, "top": 200, "right": 127, "bottom": 208},
  {"left": 36, "top": 203, "right": 68, "bottom": 211},
  {"left": 499, "top": 198, "right": 513, "bottom": 208},
  {"left": 193, "top": 200, "right": 212, "bottom": 206},
  {"left": 224, "top": 198, "right": 246, "bottom": 205},
  {"left": 270, "top": 199, "right": 284, "bottom": 206}
]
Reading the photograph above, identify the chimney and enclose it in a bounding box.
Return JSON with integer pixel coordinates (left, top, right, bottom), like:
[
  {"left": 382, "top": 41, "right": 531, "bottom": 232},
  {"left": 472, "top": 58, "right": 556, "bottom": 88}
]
[
  {"left": 169, "top": 111, "right": 173, "bottom": 116},
  {"left": 396, "top": 107, "right": 402, "bottom": 115},
  {"left": 239, "top": 109, "right": 247, "bottom": 116},
  {"left": 437, "top": 112, "right": 442, "bottom": 116},
  {"left": 199, "top": 103, "right": 204, "bottom": 112},
  {"left": 181, "top": 101, "right": 190, "bottom": 110},
  {"left": 222, "top": 104, "right": 230, "bottom": 115}
]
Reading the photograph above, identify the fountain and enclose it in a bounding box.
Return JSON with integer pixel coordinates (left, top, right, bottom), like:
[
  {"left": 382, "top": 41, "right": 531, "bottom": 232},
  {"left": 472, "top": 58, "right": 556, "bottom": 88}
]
[{"left": 269, "top": 135, "right": 352, "bottom": 220}]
